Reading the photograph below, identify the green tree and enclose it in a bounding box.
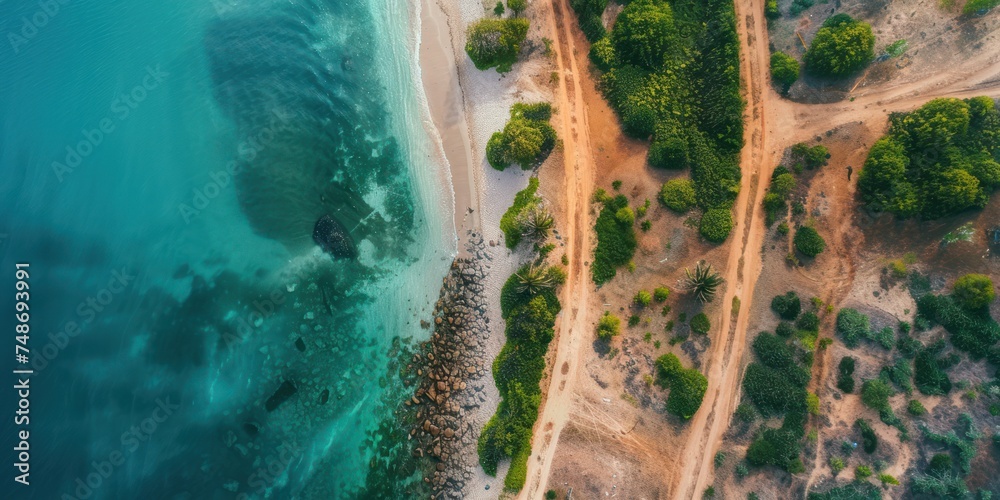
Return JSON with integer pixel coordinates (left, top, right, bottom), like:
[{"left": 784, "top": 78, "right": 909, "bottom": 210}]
[
  {"left": 804, "top": 14, "right": 875, "bottom": 77},
  {"left": 654, "top": 287, "right": 671, "bottom": 302},
  {"left": 660, "top": 179, "right": 697, "bottom": 213},
  {"left": 953, "top": 273, "right": 995, "bottom": 310},
  {"left": 508, "top": 0, "right": 527, "bottom": 16},
  {"left": 794, "top": 225, "right": 826, "bottom": 257},
  {"left": 635, "top": 290, "right": 652, "bottom": 307},
  {"left": 597, "top": 312, "right": 621, "bottom": 341},
  {"left": 770, "top": 173, "right": 796, "bottom": 197},
  {"left": 466, "top": 18, "right": 530, "bottom": 73},
  {"left": 667, "top": 368, "right": 708, "bottom": 419},
  {"left": 611, "top": 0, "right": 679, "bottom": 69},
  {"left": 770, "top": 51, "right": 800, "bottom": 91},
  {"left": 494, "top": 1, "right": 505, "bottom": 16},
  {"left": 616, "top": 206, "right": 636, "bottom": 225},
  {"left": 700, "top": 208, "right": 734, "bottom": 243}
]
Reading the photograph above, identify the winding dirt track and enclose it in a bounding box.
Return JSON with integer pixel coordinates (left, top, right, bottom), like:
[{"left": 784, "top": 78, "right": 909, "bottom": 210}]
[{"left": 518, "top": 0, "right": 596, "bottom": 497}]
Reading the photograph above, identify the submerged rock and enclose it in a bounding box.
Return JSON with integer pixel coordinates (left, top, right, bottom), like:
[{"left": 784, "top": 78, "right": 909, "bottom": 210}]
[
  {"left": 264, "top": 380, "right": 297, "bottom": 412},
  {"left": 312, "top": 215, "right": 357, "bottom": 259}
]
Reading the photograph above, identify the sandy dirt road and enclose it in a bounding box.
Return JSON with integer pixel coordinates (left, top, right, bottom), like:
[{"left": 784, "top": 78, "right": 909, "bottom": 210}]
[{"left": 518, "top": 0, "right": 597, "bottom": 497}]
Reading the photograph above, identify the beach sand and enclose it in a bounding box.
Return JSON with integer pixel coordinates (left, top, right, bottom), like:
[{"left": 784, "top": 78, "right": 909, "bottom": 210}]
[{"left": 416, "top": 0, "right": 556, "bottom": 495}]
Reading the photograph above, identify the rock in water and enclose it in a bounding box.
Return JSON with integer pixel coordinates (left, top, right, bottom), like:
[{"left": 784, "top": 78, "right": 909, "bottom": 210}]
[
  {"left": 312, "top": 215, "right": 357, "bottom": 259},
  {"left": 265, "top": 380, "right": 297, "bottom": 412}
]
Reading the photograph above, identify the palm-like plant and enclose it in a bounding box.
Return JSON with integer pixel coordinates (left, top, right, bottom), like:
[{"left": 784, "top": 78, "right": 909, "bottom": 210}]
[
  {"left": 515, "top": 264, "right": 556, "bottom": 295},
  {"left": 519, "top": 205, "right": 554, "bottom": 241},
  {"left": 684, "top": 261, "right": 724, "bottom": 303}
]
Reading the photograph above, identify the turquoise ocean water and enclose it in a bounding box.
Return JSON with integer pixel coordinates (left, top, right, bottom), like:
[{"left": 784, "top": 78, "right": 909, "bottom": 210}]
[{"left": 0, "top": 0, "right": 454, "bottom": 497}]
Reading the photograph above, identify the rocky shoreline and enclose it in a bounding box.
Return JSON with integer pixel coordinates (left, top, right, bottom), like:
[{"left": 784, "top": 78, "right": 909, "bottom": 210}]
[{"left": 408, "top": 233, "right": 496, "bottom": 498}]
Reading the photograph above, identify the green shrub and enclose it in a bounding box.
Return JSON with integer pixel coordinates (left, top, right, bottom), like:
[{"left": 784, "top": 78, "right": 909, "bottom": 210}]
[
  {"left": 917, "top": 293, "right": 1000, "bottom": 360},
  {"left": 914, "top": 340, "right": 952, "bottom": 395},
  {"left": 660, "top": 179, "right": 697, "bottom": 213},
  {"left": 700, "top": 208, "right": 734, "bottom": 242},
  {"left": 743, "top": 362, "right": 806, "bottom": 416},
  {"left": 691, "top": 313, "right": 711, "bottom": 335},
  {"left": 855, "top": 465, "right": 872, "bottom": 480},
  {"left": 654, "top": 287, "right": 671, "bottom": 302},
  {"left": 611, "top": 0, "right": 680, "bottom": 70},
  {"left": 635, "top": 290, "right": 652, "bottom": 307},
  {"left": 953, "top": 274, "right": 996, "bottom": 310},
  {"left": 929, "top": 452, "right": 953, "bottom": 474},
  {"left": 907, "top": 399, "right": 927, "bottom": 416},
  {"left": 616, "top": 206, "right": 636, "bottom": 225},
  {"left": 791, "top": 143, "right": 830, "bottom": 169},
  {"left": 589, "top": 37, "right": 617, "bottom": 71},
  {"left": 855, "top": 418, "right": 878, "bottom": 453},
  {"left": 487, "top": 103, "right": 556, "bottom": 170},
  {"left": 797, "top": 311, "right": 820, "bottom": 332},
  {"left": 837, "top": 356, "right": 856, "bottom": 393},
  {"left": 592, "top": 195, "right": 638, "bottom": 284},
  {"left": 494, "top": 1, "right": 504, "bottom": 16},
  {"left": 836, "top": 308, "right": 870, "bottom": 348},
  {"left": 794, "top": 225, "right": 826, "bottom": 257},
  {"left": 964, "top": 0, "right": 1000, "bottom": 14},
  {"left": 545, "top": 490, "right": 558, "bottom": 500},
  {"left": 500, "top": 178, "right": 542, "bottom": 249},
  {"left": 597, "top": 312, "right": 621, "bottom": 341},
  {"left": 466, "top": 18, "right": 530, "bottom": 73},
  {"left": 765, "top": 0, "right": 779, "bottom": 18},
  {"left": 770, "top": 51, "right": 800, "bottom": 91},
  {"left": 804, "top": 14, "right": 874, "bottom": 77},
  {"left": 776, "top": 321, "right": 796, "bottom": 338},
  {"left": 746, "top": 426, "right": 803, "bottom": 470},
  {"left": 655, "top": 353, "right": 708, "bottom": 419},
  {"left": 508, "top": 0, "right": 526, "bottom": 15},
  {"left": 771, "top": 292, "right": 802, "bottom": 320},
  {"left": 861, "top": 379, "right": 892, "bottom": 411}
]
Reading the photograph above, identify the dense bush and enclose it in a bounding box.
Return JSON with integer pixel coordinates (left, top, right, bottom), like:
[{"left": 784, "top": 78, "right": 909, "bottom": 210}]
[
  {"left": 466, "top": 18, "right": 530, "bottom": 73},
  {"left": 507, "top": 0, "right": 526, "bottom": 15},
  {"left": 797, "top": 311, "right": 819, "bottom": 332},
  {"left": 487, "top": 103, "right": 557, "bottom": 171},
  {"left": 776, "top": 321, "right": 796, "bottom": 338},
  {"left": 858, "top": 97, "right": 1000, "bottom": 219},
  {"left": 914, "top": 340, "right": 953, "bottom": 395},
  {"left": 807, "top": 482, "right": 882, "bottom": 500},
  {"left": 791, "top": 143, "right": 830, "bottom": 169},
  {"left": 855, "top": 418, "right": 879, "bottom": 453},
  {"left": 743, "top": 362, "right": 806, "bottom": 416},
  {"left": 655, "top": 353, "right": 708, "bottom": 419},
  {"left": 690, "top": 313, "right": 711, "bottom": 335},
  {"left": 908, "top": 399, "right": 927, "bottom": 416},
  {"left": 770, "top": 51, "right": 800, "bottom": 92},
  {"left": 771, "top": 291, "right": 802, "bottom": 320},
  {"left": 836, "top": 308, "right": 870, "bottom": 348},
  {"left": 596, "top": 311, "right": 621, "bottom": 341},
  {"left": 500, "top": 178, "right": 542, "bottom": 249},
  {"left": 953, "top": 274, "right": 996, "bottom": 310},
  {"left": 837, "top": 356, "right": 856, "bottom": 393},
  {"left": 659, "top": 178, "right": 697, "bottom": 213},
  {"left": 860, "top": 379, "right": 893, "bottom": 411},
  {"left": 654, "top": 287, "right": 671, "bottom": 302},
  {"left": 794, "top": 226, "right": 826, "bottom": 257},
  {"left": 746, "top": 427, "right": 803, "bottom": 470},
  {"left": 592, "top": 195, "right": 638, "bottom": 284},
  {"left": 804, "top": 14, "right": 875, "bottom": 77},
  {"left": 479, "top": 269, "right": 562, "bottom": 488},
  {"left": 700, "top": 208, "right": 734, "bottom": 242},
  {"left": 918, "top": 293, "right": 1000, "bottom": 360},
  {"left": 577, "top": 0, "right": 743, "bottom": 239}
]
